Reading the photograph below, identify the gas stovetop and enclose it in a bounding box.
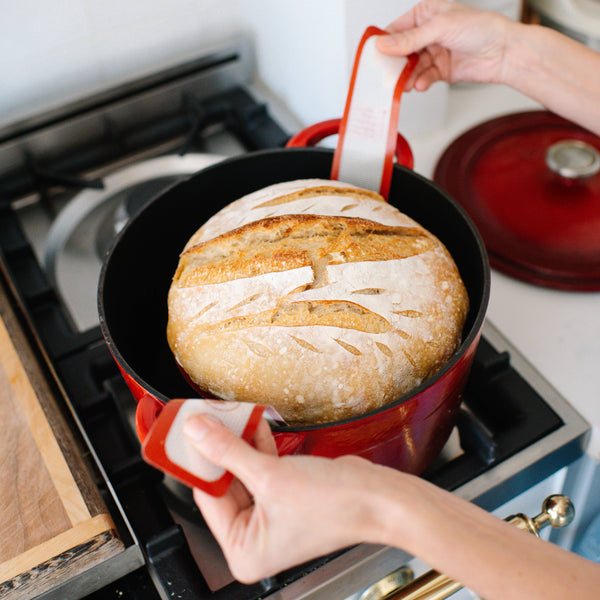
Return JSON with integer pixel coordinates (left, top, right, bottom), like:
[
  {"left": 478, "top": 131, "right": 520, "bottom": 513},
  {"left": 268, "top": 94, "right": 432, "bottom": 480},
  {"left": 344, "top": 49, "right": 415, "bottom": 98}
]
[{"left": 0, "top": 38, "right": 590, "bottom": 600}]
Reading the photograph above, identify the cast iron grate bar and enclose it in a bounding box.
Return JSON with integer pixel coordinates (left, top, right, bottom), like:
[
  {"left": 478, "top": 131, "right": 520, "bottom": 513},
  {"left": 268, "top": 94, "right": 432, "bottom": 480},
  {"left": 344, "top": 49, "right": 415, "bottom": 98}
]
[
  {"left": 424, "top": 337, "right": 564, "bottom": 491},
  {"left": 0, "top": 208, "right": 102, "bottom": 358},
  {"left": 0, "top": 208, "right": 34, "bottom": 254},
  {"left": 29, "top": 162, "right": 105, "bottom": 192},
  {"left": 179, "top": 97, "right": 211, "bottom": 155},
  {"left": 222, "top": 88, "right": 290, "bottom": 150},
  {"left": 76, "top": 390, "right": 114, "bottom": 423},
  {"left": 0, "top": 87, "right": 288, "bottom": 202},
  {"left": 109, "top": 454, "right": 158, "bottom": 492},
  {"left": 458, "top": 404, "right": 498, "bottom": 465}
]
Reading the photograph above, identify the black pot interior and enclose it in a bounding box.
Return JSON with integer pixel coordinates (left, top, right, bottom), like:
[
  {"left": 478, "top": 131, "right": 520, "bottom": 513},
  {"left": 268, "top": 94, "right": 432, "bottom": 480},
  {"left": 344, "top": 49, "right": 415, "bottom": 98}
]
[{"left": 99, "top": 148, "right": 489, "bottom": 406}]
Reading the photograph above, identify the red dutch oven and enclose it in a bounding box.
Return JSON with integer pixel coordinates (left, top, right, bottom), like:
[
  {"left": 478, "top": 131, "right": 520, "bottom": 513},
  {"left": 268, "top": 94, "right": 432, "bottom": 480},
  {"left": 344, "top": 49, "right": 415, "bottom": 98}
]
[{"left": 98, "top": 131, "right": 489, "bottom": 475}]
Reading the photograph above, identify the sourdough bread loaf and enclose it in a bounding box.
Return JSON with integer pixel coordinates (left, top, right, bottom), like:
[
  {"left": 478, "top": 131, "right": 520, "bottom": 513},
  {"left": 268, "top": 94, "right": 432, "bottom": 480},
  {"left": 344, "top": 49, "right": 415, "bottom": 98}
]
[{"left": 167, "top": 179, "right": 469, "bottom": 425}]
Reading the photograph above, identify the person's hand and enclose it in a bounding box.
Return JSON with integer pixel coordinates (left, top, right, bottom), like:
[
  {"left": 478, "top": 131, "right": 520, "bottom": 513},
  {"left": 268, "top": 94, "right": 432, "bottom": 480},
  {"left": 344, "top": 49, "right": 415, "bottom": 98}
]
[
  {"left": 183, "top": 415, "right": 389, "bottom": 583},
  {"left": 183, "top": 415, "right": 600, "bottom": 600},
  {"left": 376, "top": 0, "right": 513, "bottom": 91}
]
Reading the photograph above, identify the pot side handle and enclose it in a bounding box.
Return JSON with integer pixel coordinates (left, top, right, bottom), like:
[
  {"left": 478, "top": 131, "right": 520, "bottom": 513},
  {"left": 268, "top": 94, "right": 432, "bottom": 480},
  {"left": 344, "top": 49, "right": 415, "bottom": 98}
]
[
  {"left": 136, "top": 392, "right": 307, "bottom": 457},
  {"left": 136, "top": 393, "right": 164, "bottom": 443},
  {"left": 286, "top": 118, "right": 414, "bottom": 171},
  {"left": 272, "top": 430, "right": 307, "bottom": 456}
]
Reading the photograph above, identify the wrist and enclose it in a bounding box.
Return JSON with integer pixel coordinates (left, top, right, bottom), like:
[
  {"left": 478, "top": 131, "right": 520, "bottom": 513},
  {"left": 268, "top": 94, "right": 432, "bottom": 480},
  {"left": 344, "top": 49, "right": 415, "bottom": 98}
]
[
  {"left": 498, "top": 22, "right": 543, "bottom": 89},
  {"left": 359, "top": 468, "right": 425, "bottom": 549}
]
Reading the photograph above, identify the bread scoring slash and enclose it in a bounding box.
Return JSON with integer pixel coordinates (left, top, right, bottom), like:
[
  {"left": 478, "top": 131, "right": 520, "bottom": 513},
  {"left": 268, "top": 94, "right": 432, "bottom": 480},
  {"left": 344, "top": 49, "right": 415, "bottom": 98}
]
[{"left": 167, "top": 179, "right": 469, "bottom": 425}]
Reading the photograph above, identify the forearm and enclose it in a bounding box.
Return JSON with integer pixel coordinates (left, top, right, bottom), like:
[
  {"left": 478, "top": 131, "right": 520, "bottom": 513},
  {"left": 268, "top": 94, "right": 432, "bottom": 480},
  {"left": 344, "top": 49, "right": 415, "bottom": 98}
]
[
  {"left": 502, "top": 22, "right": 600, "bottom": 135},
  {"left": 185, "top": 417, "right": 599, "bottom": 593},
  {"left": 365, "top": 471, "right": 600, "bottom": 600}
]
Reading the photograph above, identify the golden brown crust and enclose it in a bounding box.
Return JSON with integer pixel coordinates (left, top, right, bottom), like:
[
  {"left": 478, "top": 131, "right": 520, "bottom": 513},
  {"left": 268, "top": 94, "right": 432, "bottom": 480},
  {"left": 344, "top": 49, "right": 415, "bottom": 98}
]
[
  {"left": 167, "top": 179, "right": 469, "bottom": 425},
  {"left": 252, "top": 185, "right": 386, "bottom": 208},
  {"left": 175, "top": 214, "right": 433, "bottom": 287}
]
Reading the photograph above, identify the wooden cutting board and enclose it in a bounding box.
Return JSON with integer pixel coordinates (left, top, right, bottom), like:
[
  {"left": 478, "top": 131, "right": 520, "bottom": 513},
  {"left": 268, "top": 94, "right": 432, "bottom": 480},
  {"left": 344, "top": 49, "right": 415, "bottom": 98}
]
[{"left": 0, "top": 277, "right": 123, "bottom": 599}]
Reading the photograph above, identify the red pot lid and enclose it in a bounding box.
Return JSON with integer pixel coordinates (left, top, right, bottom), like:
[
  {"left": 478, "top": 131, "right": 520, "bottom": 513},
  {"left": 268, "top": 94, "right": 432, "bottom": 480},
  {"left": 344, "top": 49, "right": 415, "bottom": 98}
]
[{"left": 434, "top": 110, "right": 600, "bottom": 291}]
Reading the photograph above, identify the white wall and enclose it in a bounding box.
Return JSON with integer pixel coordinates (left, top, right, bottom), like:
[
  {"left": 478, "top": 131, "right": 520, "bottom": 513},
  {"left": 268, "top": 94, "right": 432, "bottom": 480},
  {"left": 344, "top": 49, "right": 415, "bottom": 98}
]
[
  {"left": 1, "top": 1, "right": 520, "bottom": 137},
  {"left": 236, "top": 0, "right": 449, "bottom": 138},
  {"left": 1, "top": 1, "right": 433, "bottom": 134},
  {"left": 0, "top": 0, "right": 241, "bottom": 128},
  {"left": 235, "top": 0, "right": 348, "bottom": 129}
]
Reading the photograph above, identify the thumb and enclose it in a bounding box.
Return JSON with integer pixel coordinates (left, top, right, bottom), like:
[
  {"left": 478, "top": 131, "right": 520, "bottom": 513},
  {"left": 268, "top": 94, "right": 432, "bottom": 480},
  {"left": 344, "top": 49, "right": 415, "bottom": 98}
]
[{"left": 183, "top": 414, "right": 266, "bottom": 485}]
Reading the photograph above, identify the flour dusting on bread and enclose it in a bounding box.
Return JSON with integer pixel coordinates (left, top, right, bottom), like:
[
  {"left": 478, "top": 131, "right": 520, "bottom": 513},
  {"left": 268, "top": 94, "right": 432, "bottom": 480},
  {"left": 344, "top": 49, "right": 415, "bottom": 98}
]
[{"left": 167, "top": 179, "right": 469, "bottom": 425}]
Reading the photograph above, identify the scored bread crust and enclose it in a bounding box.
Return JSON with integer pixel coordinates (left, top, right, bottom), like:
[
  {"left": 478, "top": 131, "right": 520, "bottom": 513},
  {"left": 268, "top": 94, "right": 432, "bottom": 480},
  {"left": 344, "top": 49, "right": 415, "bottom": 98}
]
[{"left": 167, "top": 179, "right": 469, "bottom": 425}]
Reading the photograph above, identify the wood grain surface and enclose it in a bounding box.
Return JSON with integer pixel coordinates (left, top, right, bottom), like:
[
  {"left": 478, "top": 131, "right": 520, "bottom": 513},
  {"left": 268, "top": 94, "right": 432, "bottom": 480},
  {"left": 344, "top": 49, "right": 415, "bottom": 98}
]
[{"left": 0, "top": 277, "right": 124, "bottom": 599}]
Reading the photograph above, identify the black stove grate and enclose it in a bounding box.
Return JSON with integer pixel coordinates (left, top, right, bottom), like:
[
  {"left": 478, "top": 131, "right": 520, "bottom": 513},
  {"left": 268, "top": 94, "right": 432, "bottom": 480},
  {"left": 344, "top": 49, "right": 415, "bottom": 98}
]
[{"left": 0, "top": 86, "right": 290, "bottom": 205}]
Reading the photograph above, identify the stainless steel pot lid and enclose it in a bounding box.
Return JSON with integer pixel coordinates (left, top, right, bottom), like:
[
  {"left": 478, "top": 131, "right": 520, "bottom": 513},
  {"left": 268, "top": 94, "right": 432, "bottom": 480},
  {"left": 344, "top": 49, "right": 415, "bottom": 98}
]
[{"left": 44, "top": 153, "right": 224, "bottom": 331}]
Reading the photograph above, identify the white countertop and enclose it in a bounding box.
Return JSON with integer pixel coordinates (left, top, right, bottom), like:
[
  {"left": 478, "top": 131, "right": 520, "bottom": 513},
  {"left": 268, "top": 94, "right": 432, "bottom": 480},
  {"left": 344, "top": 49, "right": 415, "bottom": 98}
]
[{"left": 408, "top": 83, "right": 600, "bottom": 460}]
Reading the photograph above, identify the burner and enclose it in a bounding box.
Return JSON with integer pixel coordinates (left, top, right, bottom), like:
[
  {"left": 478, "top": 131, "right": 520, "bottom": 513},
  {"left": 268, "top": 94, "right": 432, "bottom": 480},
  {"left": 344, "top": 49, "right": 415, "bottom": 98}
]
[{"left": 43, "top": 153, "right": 223, "bottom": 331}]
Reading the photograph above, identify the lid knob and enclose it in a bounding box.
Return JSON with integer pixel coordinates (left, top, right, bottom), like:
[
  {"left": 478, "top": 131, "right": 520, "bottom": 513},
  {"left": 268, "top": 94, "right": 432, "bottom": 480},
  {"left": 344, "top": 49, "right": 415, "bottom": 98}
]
[{"left": 546, "top": 139, "right": 600, "bottom": 179}]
